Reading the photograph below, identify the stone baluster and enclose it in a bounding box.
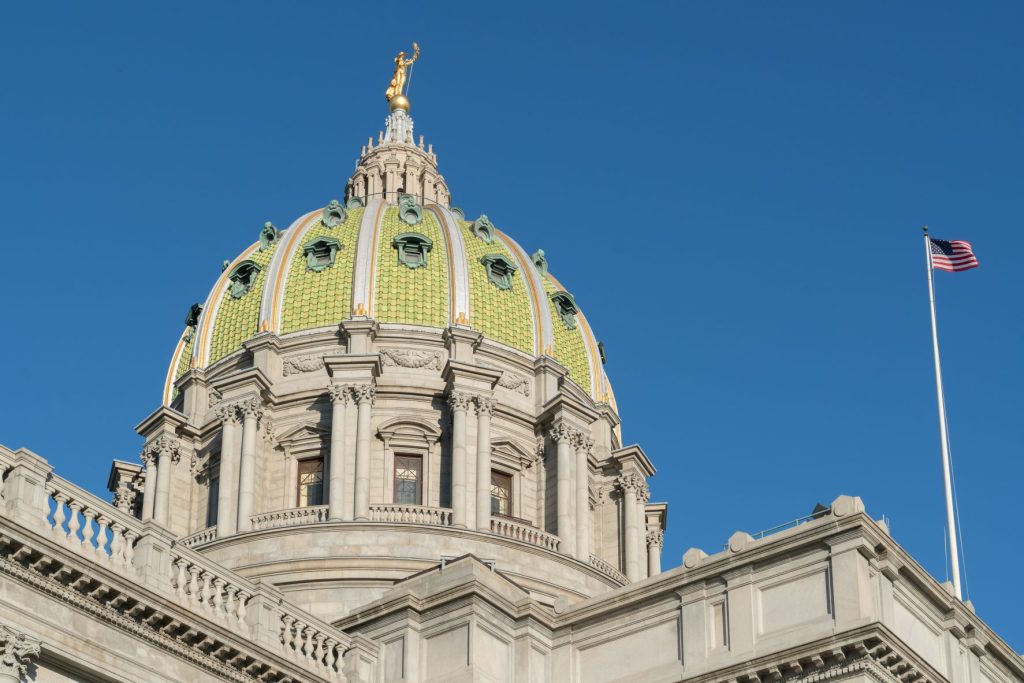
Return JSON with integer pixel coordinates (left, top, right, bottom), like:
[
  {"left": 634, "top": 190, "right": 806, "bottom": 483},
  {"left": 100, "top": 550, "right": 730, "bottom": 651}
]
[
  {"left": 647, "top": 529, "right": 664, "bottom": 576},
  {"left": 110, "top": 522, "right": 125, "bottom": 568},
  {"left": 80, "top": 508, "right": 96, "bottom": 553},
  {"left": 174, "top": 558, "right": 189, "bottom": 600},
  {"left": 51, "top": 492, "right": 67, "bottom": 539},
  {"left": 573, "top": 433, "right": 593, "bottom": 562},
  {"left": 448, "top": 392, "right": 472, "bottom": 528},
  {"left": 281, "top": 615, "right": 297, "bottom": 656},
  {"left": 352, "top": 384, "right": 376, "bottom": 521},
  {"left": 236, "top": 397, "right": 264, "bottom": 532},
  {"left": 216, "top": 404, "right": 241, "bottom": 537},
  {"left": 549, "top": 422, "right": 576, "bottom": 556},
  {"left": 236, "top": 589, "right": 250, "bottom": 630},
  {"left": 144, "top": 435, "right": 183, "bottom": 526},
  {"left": 187, "top": 565, "right": 201, "bottom": 607},
  {"left": 123, "top": 529, "right": 137, "bottom": 570},
  {"left": 200, "top": 571, "right": 215, "bottom": 612},
  {"left": 303, "top": 625, "right": 315, "bottom": 663},
  {"left": 618, "top": 473, "right": 642, "bottom": 581},
  {"left": 95, "top": 515, "right": 111, "bottom": 558},
  {"left": 328, "top": 383, "right": 351, "bottom": 521},
  {"left": 474, "top": 396, "right": 495, "bottom": 531},
  {"left": 66, "top": 500, "right": 82, "bottom": 546},
  {"left": 325, "top": 638, "right": 340, "bottom": 676},
  {"left": 213, "top": 577, "right": 226, "bottom": 617}
]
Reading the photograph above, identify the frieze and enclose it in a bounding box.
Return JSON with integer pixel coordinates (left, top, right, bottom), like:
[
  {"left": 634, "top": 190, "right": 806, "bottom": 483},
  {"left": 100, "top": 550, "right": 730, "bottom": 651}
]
[
  {"left": 380, "top": 348, "right": 445, "bottom": 371},
  {"left": 283, "top": 354, "right": 326, "bottom": 376}
]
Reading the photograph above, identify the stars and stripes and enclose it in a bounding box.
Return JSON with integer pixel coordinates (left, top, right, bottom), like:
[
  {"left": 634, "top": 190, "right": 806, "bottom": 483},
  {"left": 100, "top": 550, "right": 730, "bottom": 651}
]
[{"left": 929, "top": 238, "right": 979, "bottom": 272}]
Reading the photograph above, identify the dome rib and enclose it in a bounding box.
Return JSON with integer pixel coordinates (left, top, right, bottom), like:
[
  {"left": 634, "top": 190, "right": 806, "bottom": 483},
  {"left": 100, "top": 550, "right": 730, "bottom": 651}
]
[
  {"left": 262, "top": 209, "right": 320, "bottom": 332},
  {"left": 428, "top": 205, "right": 471, "bottom": 324},
  {"left": 351, "top": 198, "right": 386, "bottom": 318},
  {"left": 194, "top": 242, "right": 260, "bottom": 368}
]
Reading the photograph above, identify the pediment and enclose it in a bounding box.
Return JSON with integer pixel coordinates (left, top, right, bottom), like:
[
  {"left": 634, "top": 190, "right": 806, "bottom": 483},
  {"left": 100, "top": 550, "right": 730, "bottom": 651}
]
[
  {"left": 276, "top": 423, "right": 329, "bottom": 453},
  {"left": 492, "top": 437, "right": 540, "bottom": 472}
]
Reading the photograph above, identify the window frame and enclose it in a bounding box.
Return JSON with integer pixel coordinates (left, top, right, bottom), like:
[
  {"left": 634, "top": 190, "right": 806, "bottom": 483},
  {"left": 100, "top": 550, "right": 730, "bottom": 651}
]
[
  {"left": 480, "top": 253, "right": 518, "bottom": 291},
  {"left": 489, "top": 469, "right": 514, "bottom": 518},
  {"left": 302, "top": 236, "right": 343, "bottom": 273},
  {"left": 296, "top": 456, "right": 325, "bottom": 507},
  {"left": 392, "top": 453, "right": 424, "bottom": 505},
  {"left": 392, "top": 232, "right": 434, "bottom": 269}
]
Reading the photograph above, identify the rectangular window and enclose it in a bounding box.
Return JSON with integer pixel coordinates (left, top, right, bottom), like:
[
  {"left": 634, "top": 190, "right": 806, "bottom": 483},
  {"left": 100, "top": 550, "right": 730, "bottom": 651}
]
[
  {"left": 206, "top": 467, "right": 219, "bottom": 528},
  {"left": 711, "top": 599, "right": 728, "bottom": 649},
  {"left": 297, "top": 458, "right": 324, "bottom": 507},
  {"left": 490, "top": 470, "right": 512, "bottom": 516},
  {"left": 394, "top": 454, "right": 423, "bottom": 505}
]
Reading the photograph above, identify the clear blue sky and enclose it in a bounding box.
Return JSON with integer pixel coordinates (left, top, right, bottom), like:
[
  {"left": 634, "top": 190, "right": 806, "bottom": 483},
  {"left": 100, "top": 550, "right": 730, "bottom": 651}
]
[{"left": 3, "top": 1, "right": 1021, "bottom": 649}]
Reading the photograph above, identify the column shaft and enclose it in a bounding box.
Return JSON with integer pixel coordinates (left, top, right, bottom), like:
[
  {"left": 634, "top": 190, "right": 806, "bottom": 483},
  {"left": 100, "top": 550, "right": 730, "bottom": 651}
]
[
  {"left": 236, "top": 403, "right": 260, "bottom": 532},
  {"left": 623, "top": 485, "right": 640, "bottom": 581},
  {"left": 637, "top": 498, "right": 649, "bottom": 578},
  {"left": 555, "top": 429, "right": 575, "bottom": 556},
  {"left": 474, "top": 398, "right": 493, "bottom": 531},
  {"left": 450, "top": 394, "right": 468, "bottom": 528},
  {"left": 574, "top": 439, "right": 590, "bottom": 561},
  {"left": 647, "top": 533, "right": 663, "bottom": 576},
  {"left": 216, "top": 414, "right": 239, "bottom": 537},
  {"left": 153, "top": 451, "right": 172, "bottom": 525},
  {"left": 329, "top": 387, "right": 349, "bottom": 521},
  {"left": 141, "top": 462, "right": 157, "bottom": 521},
  {"left": 353, "top": 385, "right": 374, "bottom": 520}
]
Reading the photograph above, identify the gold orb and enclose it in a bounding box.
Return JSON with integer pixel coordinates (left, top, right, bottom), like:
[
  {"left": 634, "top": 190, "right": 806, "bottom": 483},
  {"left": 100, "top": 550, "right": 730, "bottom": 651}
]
[{"left": 389, "top": 95, "right": 410, "bottom": 112}]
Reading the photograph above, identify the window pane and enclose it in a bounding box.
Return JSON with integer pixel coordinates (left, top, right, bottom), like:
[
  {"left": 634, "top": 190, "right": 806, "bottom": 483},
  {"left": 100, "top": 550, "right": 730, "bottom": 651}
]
[
  {"left": 297, "top": 458, "right": 324, "bottom": 507},
  {"left": 490, "top": 471, "right": 511, "bottom": 516},
  {"left": 394, "top": 455, "right": 422, "bottom": 505}
]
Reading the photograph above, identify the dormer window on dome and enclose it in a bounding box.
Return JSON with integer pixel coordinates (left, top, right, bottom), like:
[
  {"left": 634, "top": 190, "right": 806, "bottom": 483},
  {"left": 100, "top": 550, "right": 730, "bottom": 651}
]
[
  {"left": 228, "top": 260, "right": 261, "bottom": 299},
  {"left": 480, "top": 253, "right": 518, "bottom": 290},
  {"left": 551, "top": 291, "right": 579, "bottom": 329},
  {"left": 392, "top": 232, "right": 433, "bottom": 269},
  {"left": 303, "top": 236, "right": 343, "bottom": 272},
  {"left": 183, "top": 303, "right": 203, "bottom": 342},
  {"left": 471, "top": 215, "right": 496, "bottom": 243}
]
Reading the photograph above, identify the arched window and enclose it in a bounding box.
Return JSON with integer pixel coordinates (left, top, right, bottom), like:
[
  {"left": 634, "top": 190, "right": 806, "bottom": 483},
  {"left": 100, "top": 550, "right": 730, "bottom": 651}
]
[
  {"left": 227, "top": 260, "right": 262, "bottom": 299},
  {"left": 550, "top": 291, "right": 578, "bottom": 329},
  {"left": 392, "top": 232, "right": 433, "bottom": 269},
  {"left": 480, "top": 253, "right": 518, "bottom": 290},
  {"left": 303, "top": 236, "right": 343, "bottom": 272}
]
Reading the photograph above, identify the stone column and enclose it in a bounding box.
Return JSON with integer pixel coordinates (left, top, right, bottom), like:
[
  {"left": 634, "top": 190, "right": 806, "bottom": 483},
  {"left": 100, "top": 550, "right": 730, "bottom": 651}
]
[
  {"left": 550, "top": 423, "right": 575, "bottom": 557},
  {"left": 328, "top": 383, "right": 351, "bottom": 521},
  {"left": 448, "top": 392, "right": 472, "bottom": 528},
  {"left": 146, "top": 435, "right": 182, "bottom": 527},
  {"left": 619, "top": 473, "right": 641, "bottom": 581},
  {"left": 474, "top": 396, "right": 495, "bottom": 531},
  {"left": 0, "top": 624, "right": 41, "bottom": 683},
  {"left": 647, "top": 529, "right": 664, "bottom": 576},
  {"left": 352, "top": 384, "right": 375, "bottom": 520},
  {"left": 236, "top": 397, "right": 263, "bottom": 532},
  {"left": 638, "top": 484, "right": 651, "bottom": 578},
  {"left": 141, "top": 455, "right": 157, "bottom": 521},
  {"left": 216, "top": 404, "right": 240, "bottom": 537},
  {"left": 574, "top": 433, "right": 593, "bottom": 562}
]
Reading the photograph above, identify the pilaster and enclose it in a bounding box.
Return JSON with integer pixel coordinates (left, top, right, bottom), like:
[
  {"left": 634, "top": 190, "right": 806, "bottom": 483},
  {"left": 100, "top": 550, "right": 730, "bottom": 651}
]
[{"left": 243, "top": 332, "right": 283, "bottom": 383}]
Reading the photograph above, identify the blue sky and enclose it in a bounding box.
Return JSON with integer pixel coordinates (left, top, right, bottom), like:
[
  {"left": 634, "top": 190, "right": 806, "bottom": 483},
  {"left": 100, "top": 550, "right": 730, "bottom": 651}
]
[{"left": 3, "top": 1, "right": 1021, "bottom": 649}]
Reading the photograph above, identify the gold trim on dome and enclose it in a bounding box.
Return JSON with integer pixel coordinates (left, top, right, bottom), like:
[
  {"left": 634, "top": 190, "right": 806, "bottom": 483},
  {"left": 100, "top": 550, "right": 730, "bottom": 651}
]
[
  {"left": 162, "top": 333, "right": 188, "bottom": 406},
  {"left": 267, "top": 210, "right": 321, "bottom": 332},
  {"left": 196, "top": 242, "right": 260, "bottom": 367},
  {"left": 496, "top": 229, "right": 546, "bottom": 356}
]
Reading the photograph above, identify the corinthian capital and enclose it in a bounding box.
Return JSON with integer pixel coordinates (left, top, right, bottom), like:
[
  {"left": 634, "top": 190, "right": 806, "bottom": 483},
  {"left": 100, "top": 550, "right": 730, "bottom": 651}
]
[
  {"left": 352, "top": 383, "right": 376, "bottom": 406},
  {"left": 141, "top": 434, "right": 182, "bottom": 465},
  {"left": 616, "top": 472, "right": 643, "bottom": 494},
  {"left": 215, "top": 403, "right": 240, "bottom": 425},
  {"left": 446, "top": 391, "right": 473, "bottom": 412},
  {"left": 474, "top": 396, "right": 496, "bottom": 416},
  {"left": 547, "top": 421, "right": 574, "bottom": 444},
  {"left": 0, "top": 624, "right": 41, "bottom": 678},
  {"left": 646, "top": 529, "right": 664, "bottom": 549},
  {"left": 328, "top": 382, "right": 352, "bottom": 405},
  {"left": 239, "top": 396, "right": 264, "bottom": 421}
]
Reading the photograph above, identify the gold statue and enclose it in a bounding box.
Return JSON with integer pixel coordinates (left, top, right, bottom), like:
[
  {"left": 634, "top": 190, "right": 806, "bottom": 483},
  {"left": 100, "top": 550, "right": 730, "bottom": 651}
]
[{"left": 385, "top": 43, "right": 420, "bottom": 103}]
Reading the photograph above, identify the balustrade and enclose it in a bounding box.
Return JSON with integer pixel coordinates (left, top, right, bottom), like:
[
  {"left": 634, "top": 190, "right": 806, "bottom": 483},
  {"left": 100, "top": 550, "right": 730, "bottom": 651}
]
[
  {"left": 43, "top": 477, "right": 142, "bottom": 574},
  {"left": 179, "top": 526, "right": 217, "bottom": 548},
  {"left": 589, "top": 553, "right": 628, "bottom": 584},
  {"left": 170, "top": 548, "right": 252, "bottom": 630},
  {"left": 279, "top": 608, "right": 345, "bottom": 677},
  {"left": 251, "top": 505, "right": 329, "bottom": 530},
  {"left": 368, "top": 503, "right": 453, "bottom": 526},
  {"left": 489, "top": 516, "right": 561, "bottom": 551}
]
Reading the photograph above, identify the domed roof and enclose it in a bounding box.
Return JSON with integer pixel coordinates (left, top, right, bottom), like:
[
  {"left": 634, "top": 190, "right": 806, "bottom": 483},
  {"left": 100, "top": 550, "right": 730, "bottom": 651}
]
[{"left": 164, "top": 107, "right": 616, "bottom": 412}]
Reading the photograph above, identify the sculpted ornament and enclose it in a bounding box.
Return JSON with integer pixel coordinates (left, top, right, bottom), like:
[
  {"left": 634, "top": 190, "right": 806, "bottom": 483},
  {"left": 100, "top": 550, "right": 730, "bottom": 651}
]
[
  {"left": 207, "top": 387, "right": 223, "bottom": 408},
  {"left": 214, "top": 403, "right": 240, "bottom": 425},
  {"left": 239, "top": 397, "right": 264, "bottom": 422},
  {"left": 479, "top": 362, "right": 530, "bottom": 396},
  {"left": 321, "top": 199, "right": 347, "bottom": 228},
  {"left": 616, "top": 472, "right": 644, "bottom": 494},
  {"left": 547, "top": 421, "right": 574, "bottom": 444},
  {"left": 647, "top": 529, "right": 665, "bottom": 548},
  {"left": 113, "top": 482, "right": 136, "bottom": 513},
  {"left": 0, "top": 624, "right": 40, "bottom": 678},
  {"left": 283, "top": 354, "right": 326, "bottom": 376},
  {"left": 380, "top": 348, "right": 444, "bottom": 371}
]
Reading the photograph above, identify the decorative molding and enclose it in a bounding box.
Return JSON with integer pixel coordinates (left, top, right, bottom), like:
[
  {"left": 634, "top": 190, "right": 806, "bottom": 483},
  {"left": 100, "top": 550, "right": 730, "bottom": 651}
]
[
  {"left": 258, "top": 221, "right": 279, "bottom": 251},
  {"left": 380, "top": 348, "right": 444, "bottom": 371},
  {"left": 113, "top": 482, "right": 136, "bottom": 513},
  {"left": 282, "top": 354, "right": 326, "bottom": 376},
  {"left": 207, "top": 387, "right": 222, "bottom": 408},
  {"left": 214, "top": 403, "right": 240, "bottom": 426},
  {"left": 398, "top": 194, "right": 423, "bottom": 226},
  {"left": 141, "top": 435, "right": 182, "bottom": 465},
  {"left": 616, "top": 472, "right": 644, "bottom": 494},
  {"left": 646, "top": 529, "right": 664, "bottom": 548},
  {"left": 238, "top": 397, "right": 264, "bottom": 422},
  {"left": 0, "top": 623, "right": 40, "bottom": 679},
  {"left": 470, "top": 215, "right": 496, "bottom": 243},
  {"left": 547, "top": 422, "right": 574, "bottom": 444}
]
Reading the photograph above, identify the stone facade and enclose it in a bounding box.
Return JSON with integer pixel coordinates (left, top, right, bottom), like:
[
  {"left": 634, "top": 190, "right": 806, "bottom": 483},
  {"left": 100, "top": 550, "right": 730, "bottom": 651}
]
[{"left": 0, "top": 81, "right": 1021, "bottom": 683}]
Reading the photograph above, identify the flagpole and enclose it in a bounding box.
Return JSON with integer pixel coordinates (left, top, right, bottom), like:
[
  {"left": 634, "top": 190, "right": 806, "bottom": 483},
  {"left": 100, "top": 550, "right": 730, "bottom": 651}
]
[{"left": 923, "top": 225, "right": 962, "bottom": 600}]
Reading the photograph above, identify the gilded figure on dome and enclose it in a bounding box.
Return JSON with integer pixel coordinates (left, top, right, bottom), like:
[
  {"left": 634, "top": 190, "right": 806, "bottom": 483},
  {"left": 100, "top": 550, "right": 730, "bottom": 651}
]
[{"left": 385, "top": 43, "right": 420, "bottom": 102}]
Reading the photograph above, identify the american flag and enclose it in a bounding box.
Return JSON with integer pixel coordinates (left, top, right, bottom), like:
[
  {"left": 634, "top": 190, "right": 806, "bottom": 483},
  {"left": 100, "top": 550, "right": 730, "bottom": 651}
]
[{"left": 930, "top": 238, "right": 979, "bottom": 272}]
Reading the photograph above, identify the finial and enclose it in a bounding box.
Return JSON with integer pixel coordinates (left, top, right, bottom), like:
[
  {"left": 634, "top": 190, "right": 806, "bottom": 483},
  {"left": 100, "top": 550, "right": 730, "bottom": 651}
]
[
  {"left": 385, "top": 42, "right": 420, "bottom": 112},
  {"left": 922, "top": 225, "right": 930, "bottom": 235}
]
